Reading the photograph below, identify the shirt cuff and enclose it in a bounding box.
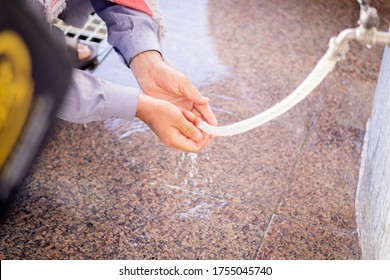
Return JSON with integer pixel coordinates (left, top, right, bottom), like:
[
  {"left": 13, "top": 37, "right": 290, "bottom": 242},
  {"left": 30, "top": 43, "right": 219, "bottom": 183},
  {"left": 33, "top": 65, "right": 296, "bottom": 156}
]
[
  {"left": 101, "top": 79, "right": 141, "bottom": 121},
  {"left": 57, "top": 70, "right": 141, "bottom": 124},
  {"left": 96, "top": 5, "right": 162, "bottom": 65},
  {"left": 118, "top": 30, "right": 162, "bottom": 65}
]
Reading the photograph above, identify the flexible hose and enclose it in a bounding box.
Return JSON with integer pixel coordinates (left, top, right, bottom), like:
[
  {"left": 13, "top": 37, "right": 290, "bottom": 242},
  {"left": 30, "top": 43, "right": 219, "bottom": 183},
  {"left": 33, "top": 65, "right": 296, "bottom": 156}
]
[{"left": 198, "top": 45, "right": 339, "bottom": 136}]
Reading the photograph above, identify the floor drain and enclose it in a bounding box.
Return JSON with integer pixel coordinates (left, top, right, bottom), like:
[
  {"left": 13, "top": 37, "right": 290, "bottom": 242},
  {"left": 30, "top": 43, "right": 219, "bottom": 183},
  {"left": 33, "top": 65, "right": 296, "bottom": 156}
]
[{"left": 54, "top": 14, "right": 112, "bottom": 62}]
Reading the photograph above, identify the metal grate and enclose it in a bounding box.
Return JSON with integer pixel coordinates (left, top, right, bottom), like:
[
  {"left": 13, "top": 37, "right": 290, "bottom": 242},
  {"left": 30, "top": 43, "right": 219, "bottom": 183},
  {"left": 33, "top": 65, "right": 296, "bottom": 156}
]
[
  {"left": 53, "top": 13, "right": 107, "bottom": 44},
  {"left": 53, "top": 13, "right": 112, "bottom": 64}
]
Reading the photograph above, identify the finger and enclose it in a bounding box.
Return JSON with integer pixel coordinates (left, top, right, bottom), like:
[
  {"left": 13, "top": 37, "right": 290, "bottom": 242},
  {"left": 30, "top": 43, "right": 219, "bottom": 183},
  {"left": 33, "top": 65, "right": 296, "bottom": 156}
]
[
  {"left": 182, "top": 109, "right": 200, "bottom": 123},
  {"left": 172, "top": 129, "right": 210, "bottom": 153},
  {"left": 183, "top": 110, "right": 215, "bottom": 141},
  {"left": 188, "top": 107, "right": 203, "bottom": 120},
  {"left": 198, "top": 131, "right": 210, "bottom": 148},
  {"left": 179, "top": 78, "right": 209, "bottom": 105},
  {"left": 193, "top": 103, "right": 218, "bottom": 126},
  {"left": 174, "top": 116, "right": 204, "bottom": 142},
  {"left": 176, "top": 135, "right": 201, "bottom": 153}
]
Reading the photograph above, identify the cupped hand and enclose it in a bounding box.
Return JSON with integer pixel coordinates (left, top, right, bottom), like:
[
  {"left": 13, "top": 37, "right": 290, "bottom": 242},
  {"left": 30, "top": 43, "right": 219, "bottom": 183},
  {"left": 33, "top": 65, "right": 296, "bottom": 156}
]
[
  {"left": 130, "top": 51, "right": 218, "bottom": 127},
  {"left": 136, "top": 94, "right": 210, "bottom": 153}
]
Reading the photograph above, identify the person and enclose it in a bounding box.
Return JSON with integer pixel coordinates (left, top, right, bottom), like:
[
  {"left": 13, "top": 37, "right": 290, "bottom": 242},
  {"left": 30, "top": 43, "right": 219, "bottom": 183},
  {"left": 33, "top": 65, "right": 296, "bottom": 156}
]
[
  {"left": 34, "top": 0, "right": 218, "bottom": 153},
  {"left": 65, "top": 37, "right": 99, "bottom": 70}
]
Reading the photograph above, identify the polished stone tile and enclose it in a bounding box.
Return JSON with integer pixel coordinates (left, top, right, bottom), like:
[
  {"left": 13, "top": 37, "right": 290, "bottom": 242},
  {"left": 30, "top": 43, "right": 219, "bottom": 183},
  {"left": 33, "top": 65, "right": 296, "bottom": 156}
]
[
  {"left": 1, "top": 0, "right": 389, "bottom": 260},
  {"left": 0, "top": 122, "right": 269, "bottom": 259},
  {"left": 257, "top": 214, "right": 361, "bottom": 259}
]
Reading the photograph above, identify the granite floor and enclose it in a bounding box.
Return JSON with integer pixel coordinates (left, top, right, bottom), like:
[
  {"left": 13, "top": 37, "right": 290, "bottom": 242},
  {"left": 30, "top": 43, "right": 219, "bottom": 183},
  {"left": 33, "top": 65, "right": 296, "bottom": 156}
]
[{"left": 1, "top": 0, "right": 390, "bottom": 259}]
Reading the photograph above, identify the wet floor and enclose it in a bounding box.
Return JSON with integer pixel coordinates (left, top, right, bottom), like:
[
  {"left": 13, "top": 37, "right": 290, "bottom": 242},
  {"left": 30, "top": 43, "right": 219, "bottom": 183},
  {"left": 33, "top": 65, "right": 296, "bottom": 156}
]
[{"left": 1, "top": 0, "right": 390, "bottom": 259}]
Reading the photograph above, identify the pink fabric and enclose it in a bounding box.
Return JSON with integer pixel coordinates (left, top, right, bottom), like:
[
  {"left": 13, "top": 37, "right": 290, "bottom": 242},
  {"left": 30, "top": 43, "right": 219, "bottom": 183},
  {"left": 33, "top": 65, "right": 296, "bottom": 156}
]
[
  {"left": 110, "top": 0, "right": 153, "bottom": 16},
  {"left": 38, "top": 0, "right": 154, "bottom": 21},
  {"left": 36, "top": 0, "right": 67, "bottom": 21}
]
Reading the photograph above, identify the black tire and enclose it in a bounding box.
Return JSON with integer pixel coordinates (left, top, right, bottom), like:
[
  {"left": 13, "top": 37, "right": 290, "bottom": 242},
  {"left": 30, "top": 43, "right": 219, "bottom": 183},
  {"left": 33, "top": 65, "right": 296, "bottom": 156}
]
[{"left": 0, "top": 0, "right": 72, "bottom": 208}]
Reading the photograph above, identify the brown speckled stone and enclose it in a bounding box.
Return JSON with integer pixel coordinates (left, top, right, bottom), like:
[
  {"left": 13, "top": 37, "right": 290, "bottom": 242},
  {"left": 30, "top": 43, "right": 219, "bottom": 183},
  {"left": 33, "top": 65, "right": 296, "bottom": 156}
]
[
  {"left": 1, "top": 0, "right": 389, "bottom": 259},
  {"left": 257, "top": 215, "right": 361, "bottom": 259}
]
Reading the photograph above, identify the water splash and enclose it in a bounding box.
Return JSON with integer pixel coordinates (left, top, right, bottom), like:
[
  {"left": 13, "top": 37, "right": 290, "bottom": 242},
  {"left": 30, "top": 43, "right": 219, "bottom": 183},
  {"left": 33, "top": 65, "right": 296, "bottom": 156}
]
[
  {"left": 173, "top": 203, "right": 213, "bottom": 221},
  {"left": 147, "top": 146, "right": 225, "bottom": 221},
  {"left": 104, "top": 118, "right": 149, "bottom": 142},
  {"left": 173, "top": 200, "right": 229, "bottom": 221},
  {"left": 204, "top": 147, "right": 213, "bottom": 185},
  {"left": 172, "top": 151, "right": 214, "bottom": 190},
  {"left": 188, "top": 153, "right": 198, "bottom": 180}
]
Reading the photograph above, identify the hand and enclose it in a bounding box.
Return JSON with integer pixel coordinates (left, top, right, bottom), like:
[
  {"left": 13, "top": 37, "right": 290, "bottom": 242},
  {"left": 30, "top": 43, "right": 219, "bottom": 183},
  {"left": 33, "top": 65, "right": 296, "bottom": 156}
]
[
  {"left": 130, "top": 51, "right": 218, "bottom": 127},
  {"left": 136, "top": 94, "right": 210, "bottom": 153}
]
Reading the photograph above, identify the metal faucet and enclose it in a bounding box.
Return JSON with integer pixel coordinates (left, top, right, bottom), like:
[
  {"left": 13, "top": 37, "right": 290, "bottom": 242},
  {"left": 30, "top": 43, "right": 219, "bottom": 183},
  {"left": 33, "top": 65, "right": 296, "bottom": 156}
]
[
  {"left": 329, "top": 0, "right": 390, "bottom": 60},
  {"left": 358, "top": 0, "right": 380, "bottom": 29}
]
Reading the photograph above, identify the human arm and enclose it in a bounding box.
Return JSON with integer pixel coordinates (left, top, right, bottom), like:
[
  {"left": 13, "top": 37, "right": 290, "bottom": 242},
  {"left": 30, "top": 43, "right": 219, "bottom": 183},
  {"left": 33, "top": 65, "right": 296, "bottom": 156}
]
[
  {"left": 57, "top": 69, "right": 139, "bottom": 123},
  {"left": 90, "top": 0, "right": 161, "bottom": 64},
  {"left": 57, "top": 70, "right": 208, "bottom": 152},
  {"left": 90, "top": 0, "right": 217, "bottom": 127}
]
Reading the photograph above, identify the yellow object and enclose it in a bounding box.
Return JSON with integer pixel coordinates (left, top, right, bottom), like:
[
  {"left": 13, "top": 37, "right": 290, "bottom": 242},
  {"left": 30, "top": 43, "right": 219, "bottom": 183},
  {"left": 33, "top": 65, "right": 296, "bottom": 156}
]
[{"left": 0, "top": 30, "right": 34, "bottom": 168}]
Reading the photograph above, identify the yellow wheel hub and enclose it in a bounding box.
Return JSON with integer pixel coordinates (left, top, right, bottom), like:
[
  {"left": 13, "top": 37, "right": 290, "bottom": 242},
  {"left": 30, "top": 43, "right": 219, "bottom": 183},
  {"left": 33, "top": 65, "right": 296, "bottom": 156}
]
[{"left": 0, "top": 30, "right": 34, "bottom": 168}]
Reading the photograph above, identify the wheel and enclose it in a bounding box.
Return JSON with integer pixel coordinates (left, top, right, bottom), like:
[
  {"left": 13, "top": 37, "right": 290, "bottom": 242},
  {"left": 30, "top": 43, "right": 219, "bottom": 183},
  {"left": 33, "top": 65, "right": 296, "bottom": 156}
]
[{"left": 0, "top": 0, "right": 72, "bottom": 207}]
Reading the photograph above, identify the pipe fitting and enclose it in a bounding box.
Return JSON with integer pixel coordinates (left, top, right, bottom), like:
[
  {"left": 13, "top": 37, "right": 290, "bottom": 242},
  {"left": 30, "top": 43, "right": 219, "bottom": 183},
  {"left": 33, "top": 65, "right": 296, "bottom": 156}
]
[{"left": 359, "top": 7, "right": 380, "bottom": 30}]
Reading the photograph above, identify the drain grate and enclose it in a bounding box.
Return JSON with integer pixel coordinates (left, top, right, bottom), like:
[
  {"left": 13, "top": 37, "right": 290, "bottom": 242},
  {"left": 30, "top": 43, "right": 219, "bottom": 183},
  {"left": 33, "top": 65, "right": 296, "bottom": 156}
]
[
  {"left": 54, "top": 13, "right": 107, "bottom": 44},
  {"left": 53, "top": 13, "right": 112, "bottom": 64}
]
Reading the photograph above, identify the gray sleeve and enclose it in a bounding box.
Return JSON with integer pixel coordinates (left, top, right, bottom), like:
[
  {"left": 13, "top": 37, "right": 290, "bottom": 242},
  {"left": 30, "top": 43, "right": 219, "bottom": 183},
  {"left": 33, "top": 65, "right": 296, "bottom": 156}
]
[
  {"left": 57, "top": 69, "right": 140, "bottom": 123},
  {"left": 91, "top": 2, "right": 161, "bottom": 65}
]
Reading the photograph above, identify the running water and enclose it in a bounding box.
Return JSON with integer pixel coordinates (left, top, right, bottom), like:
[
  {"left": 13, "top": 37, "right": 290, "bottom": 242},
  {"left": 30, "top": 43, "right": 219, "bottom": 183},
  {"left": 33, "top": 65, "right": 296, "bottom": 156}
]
[
  {"left": 169, "top": 149, "right": 226, "bottom": 222},
  {"left": 174, "top": 152, "right": 209, "bottom": 189},
  {"left": 204, "top": 147, "right": 213, "bottom": 185}
]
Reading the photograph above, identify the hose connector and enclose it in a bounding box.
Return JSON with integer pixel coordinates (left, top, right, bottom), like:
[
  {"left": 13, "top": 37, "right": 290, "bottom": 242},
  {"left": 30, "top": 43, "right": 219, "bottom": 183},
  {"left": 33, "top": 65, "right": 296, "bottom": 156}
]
[
  {"left": 358, "top": 0, "right": 380, "bottom": 30},
  {"left": 355, "top": 0, "right": 390, "bottom": 46},
  {"left": 328, "top": 2, "right": 390, "bottom": 60}
]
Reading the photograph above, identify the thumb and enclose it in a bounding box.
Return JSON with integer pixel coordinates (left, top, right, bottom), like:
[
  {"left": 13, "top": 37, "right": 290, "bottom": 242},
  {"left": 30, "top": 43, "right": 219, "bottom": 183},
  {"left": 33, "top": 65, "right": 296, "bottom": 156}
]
[
  {"left": 179, "top": 78, "right": 209, "bottom": 105},
  {"left": 176, "top": 116, "right": 204, "bottom": 142}
]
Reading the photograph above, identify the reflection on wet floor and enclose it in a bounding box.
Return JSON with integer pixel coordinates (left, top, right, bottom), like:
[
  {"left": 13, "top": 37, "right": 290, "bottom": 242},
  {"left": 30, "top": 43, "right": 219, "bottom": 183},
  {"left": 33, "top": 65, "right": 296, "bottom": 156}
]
[
  {"left": 98, "top": 0, "right": 233, "bottom": 140},
  {"left": 93, "top": 0, "right": 230, "bottom": 89},
  {"left": 104, "top": 118, "right": 149, "bottom": 142},
  {"left": 159, "top": 0, "right": 230, "bottom": 87},
  {"left": 1, "top": 0, "right": 390, "bottom": 260}
]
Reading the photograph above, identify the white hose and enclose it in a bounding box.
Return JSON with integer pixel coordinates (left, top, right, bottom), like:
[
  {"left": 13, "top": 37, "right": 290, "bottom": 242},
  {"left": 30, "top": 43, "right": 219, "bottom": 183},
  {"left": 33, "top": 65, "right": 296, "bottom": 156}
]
[{"left": 198, "top": 46, "right": 339, "bottom": 136}]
